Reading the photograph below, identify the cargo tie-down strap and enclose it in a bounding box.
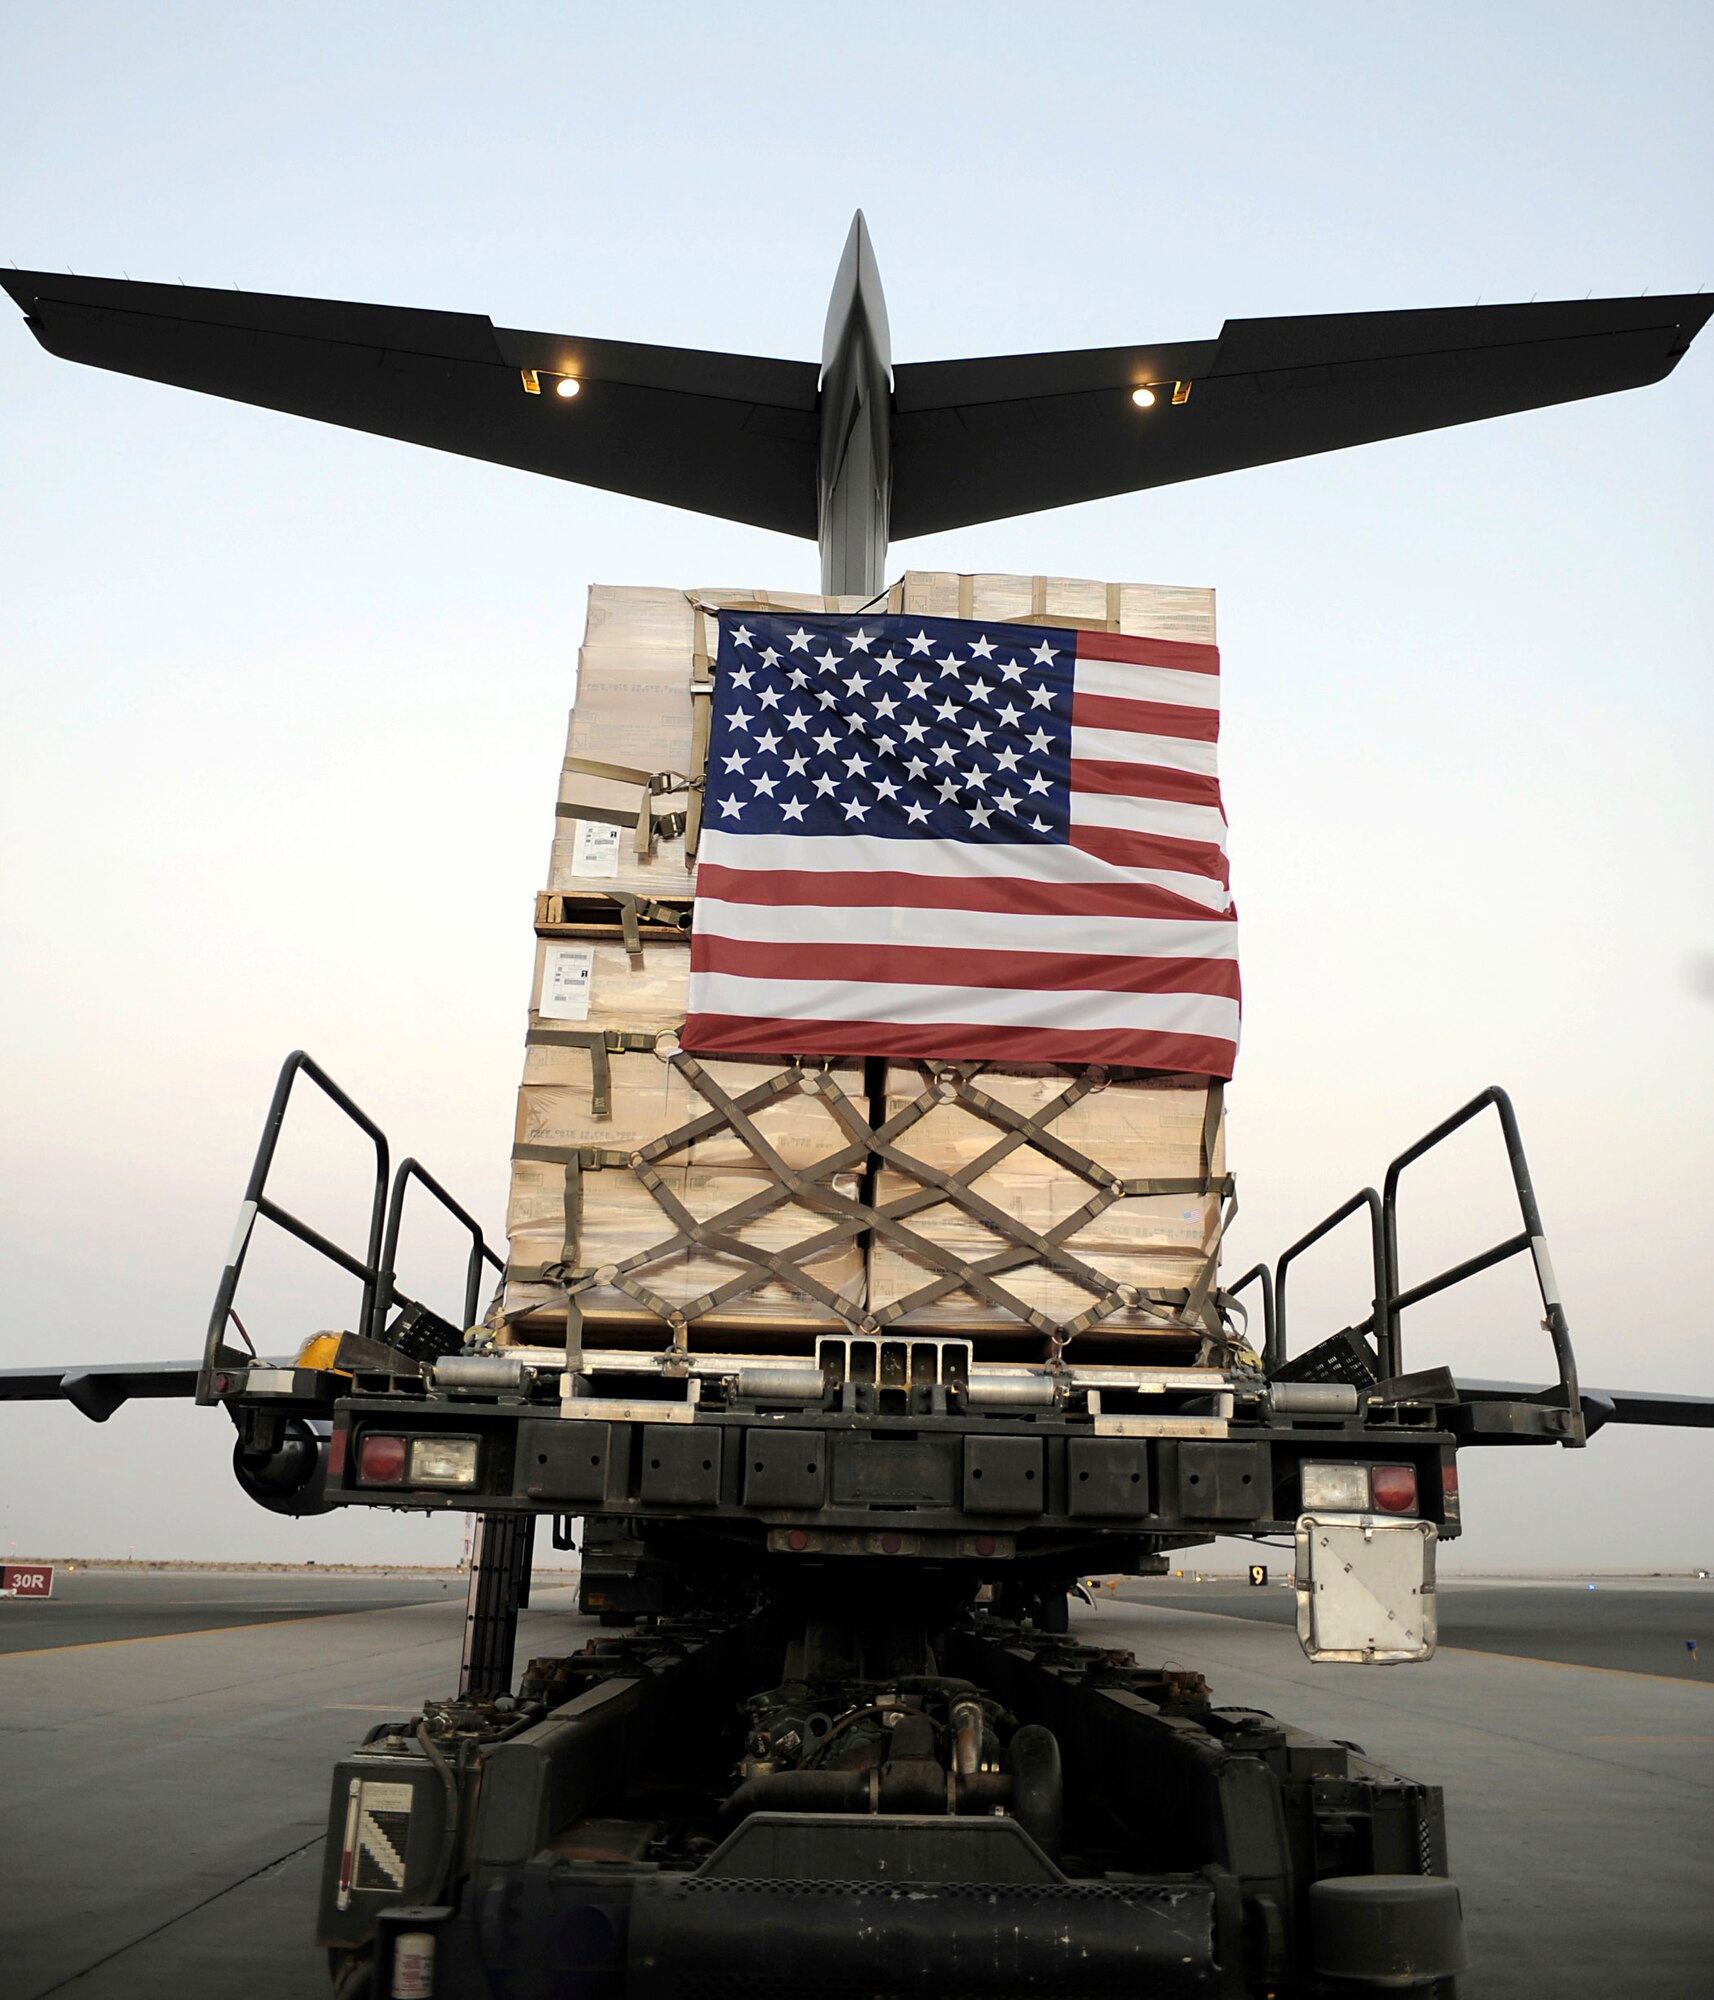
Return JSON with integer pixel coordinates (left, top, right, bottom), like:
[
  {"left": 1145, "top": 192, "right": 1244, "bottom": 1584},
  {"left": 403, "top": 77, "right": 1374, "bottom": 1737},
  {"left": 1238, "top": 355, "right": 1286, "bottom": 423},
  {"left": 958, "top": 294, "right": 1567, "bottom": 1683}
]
[
  {"left": 535, "top": 886, "right": 692, "bottom": 954},
  {"left": 505, "top": 1054, "right": 1235, "bottom": 1361},
  {"left": 520, "top": 1026, "right": 665, "bottom": 1118},
  {"left": 558, "top": 760, "right": 699, "bottom": 858},
  {"left": 560, "top": 599, "right": 735, "bottom": 863}
]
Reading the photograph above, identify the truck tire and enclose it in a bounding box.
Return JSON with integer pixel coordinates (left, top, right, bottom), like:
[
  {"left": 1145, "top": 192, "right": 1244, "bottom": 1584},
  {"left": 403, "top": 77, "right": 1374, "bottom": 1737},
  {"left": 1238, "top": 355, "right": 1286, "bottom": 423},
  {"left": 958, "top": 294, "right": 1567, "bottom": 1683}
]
[{"left": 1308, "top": 1875, "right": 1469, "bottom": 1990}]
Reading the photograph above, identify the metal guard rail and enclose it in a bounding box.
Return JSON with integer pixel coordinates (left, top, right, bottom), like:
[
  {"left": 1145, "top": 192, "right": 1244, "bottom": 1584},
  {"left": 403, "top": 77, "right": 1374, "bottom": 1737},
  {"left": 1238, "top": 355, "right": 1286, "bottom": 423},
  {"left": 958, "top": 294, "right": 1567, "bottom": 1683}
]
[
  {"left": 1266, "top": 1085, "right": 1582, "bottom": 1441},
  {"left": 1225, "top": 1264, "right": 1275, "bottom": 1363},
  {"left": 375, "top": 1158, "right": 505, "bottom": 1339},
  {"left": 198, "top": 1050, "right": 501, "bottom": 1401},
  {"left": 1273, "top": 1188, "right": 1390, "bottom": 1378}
]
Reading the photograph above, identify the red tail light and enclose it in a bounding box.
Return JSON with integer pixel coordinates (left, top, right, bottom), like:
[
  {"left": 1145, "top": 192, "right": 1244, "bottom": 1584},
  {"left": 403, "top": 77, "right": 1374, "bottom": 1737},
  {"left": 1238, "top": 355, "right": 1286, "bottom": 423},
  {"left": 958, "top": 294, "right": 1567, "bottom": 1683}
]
[
  {"left": 1370, "top": 1463, "right": 1418, "bottom": 1514},
  {"left": 356, "top": 1432, "right": 408, "bottom": 1487}
]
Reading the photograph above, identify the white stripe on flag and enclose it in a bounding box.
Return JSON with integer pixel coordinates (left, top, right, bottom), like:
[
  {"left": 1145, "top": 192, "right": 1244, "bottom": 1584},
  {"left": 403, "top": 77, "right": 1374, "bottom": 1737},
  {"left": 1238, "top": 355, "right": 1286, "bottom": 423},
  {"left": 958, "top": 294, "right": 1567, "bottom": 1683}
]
[
  {"left": 1070, "top": 726, "right": 1220, "bottom": 774},
  {"left": 693, "top": 897, "right": 1238, "bottom": 958},
  {"left": 696, "top": 829, "right": 1233, "bottom": 907},
  {"left": 685, "top": 971, "right": 1241, "bottom": 1041},
  {"left": 1069, "top": 793, "right": 1229, "bottom": 843},
  {"left": 1073, "top": 656, "right": 1221, "bottom": 710}
]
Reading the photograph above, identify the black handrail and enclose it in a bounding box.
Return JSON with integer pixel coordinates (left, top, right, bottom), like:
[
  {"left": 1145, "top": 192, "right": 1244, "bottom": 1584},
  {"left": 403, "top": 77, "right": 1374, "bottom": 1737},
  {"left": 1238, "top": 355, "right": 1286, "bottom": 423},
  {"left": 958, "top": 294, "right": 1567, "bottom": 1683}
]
[
  {"left": 200, "top": 1052, "right": 390, "bottom": 1401},
  {"left": 199, "top": 1051, "right": 503, "bottom": 1403},
  {"left": 1225, "top": 1264, "right": 1276, "bottom": 1368},
  {"left": 1273, "top": 1188, "right": 1391, "bottom": 1378},
  {"left": 373, "top": 1157, "right": 506, "bottom": 1340},
  {"left": 1381, "top": 1085, "right": 1581, "bottom": 1438},
  {"left": 1261, "top": 1087, "right": 1584, "bottom": 1444}
]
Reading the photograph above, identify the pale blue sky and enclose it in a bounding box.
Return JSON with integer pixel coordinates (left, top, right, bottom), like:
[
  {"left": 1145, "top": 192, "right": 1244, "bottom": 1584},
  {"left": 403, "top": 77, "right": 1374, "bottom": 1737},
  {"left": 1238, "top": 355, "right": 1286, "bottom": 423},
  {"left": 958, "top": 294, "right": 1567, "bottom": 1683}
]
[{"left": 2, "top": 2, "right": 1709, "bottom": 1565}]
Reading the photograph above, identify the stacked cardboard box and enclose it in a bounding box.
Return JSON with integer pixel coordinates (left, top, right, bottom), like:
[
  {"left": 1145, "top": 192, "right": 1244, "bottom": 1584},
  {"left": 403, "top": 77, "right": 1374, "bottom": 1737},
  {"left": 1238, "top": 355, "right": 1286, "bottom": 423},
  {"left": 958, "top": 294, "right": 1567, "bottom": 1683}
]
[
  {"left": 504, "top": 1051, "right": 868, "bottom": 1336},
  {"left": 500, "top": 572, "right": 1226, "bottom": 1352},
  {"left": 550, "top": 585, "right": 870, "bottom": 900},
  {"left": 868, "top": 1067, "right": 1224, "bottom": 1333}
]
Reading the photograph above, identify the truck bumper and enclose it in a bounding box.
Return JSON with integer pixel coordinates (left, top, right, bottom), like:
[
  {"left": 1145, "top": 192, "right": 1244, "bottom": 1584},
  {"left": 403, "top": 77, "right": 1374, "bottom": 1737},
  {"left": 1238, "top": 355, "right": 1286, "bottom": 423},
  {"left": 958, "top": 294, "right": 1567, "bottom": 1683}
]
[{"left": 446, "top": 1817, "right": 1226, "bottom": 1999}]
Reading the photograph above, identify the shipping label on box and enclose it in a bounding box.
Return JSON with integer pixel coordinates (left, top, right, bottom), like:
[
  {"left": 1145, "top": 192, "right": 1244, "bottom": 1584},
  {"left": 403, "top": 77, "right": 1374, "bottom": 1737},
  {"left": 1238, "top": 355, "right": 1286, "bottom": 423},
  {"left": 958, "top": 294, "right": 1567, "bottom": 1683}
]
[
  {"left": 530, "top": 940, "right": 690, "bottom": 1033},
  {"left": 549, "top": 824, "right": 694, "bottom": 899},
  {"left": 538, "top": 944, "right": 596, "bottom": 1021},
  {"left": 565, "top": 818, "right": 622, "bottom": 879}
]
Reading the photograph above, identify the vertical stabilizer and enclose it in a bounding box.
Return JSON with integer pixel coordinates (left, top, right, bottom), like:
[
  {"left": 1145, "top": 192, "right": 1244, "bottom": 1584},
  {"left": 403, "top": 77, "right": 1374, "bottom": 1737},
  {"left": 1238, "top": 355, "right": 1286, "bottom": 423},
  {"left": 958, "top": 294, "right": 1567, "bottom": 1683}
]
[{"left": 818, "top": 212, "right": 894, "bottom": 596}]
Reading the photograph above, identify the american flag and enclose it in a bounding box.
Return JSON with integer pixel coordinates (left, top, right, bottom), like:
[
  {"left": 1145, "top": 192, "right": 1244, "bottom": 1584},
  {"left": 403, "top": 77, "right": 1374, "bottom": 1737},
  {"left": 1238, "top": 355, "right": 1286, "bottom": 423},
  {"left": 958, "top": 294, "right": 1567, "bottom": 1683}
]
[{"left": 681, "top": 610, "right": 1239, "bottom": 1077}]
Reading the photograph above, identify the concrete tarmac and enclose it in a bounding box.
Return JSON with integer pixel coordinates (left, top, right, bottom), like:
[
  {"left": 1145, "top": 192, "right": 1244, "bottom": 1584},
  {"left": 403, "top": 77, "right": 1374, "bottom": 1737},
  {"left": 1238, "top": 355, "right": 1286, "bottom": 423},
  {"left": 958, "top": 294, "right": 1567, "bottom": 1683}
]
[
  {"left": 0, "top": 1568, "right": 470, "bottom": 1656},
  {"left": 1108, "top": 1573, "right": 1714, "bottom": 1681},
  {"left": 1096, "top": 1588, "right": 1713, "bottom": 1998},
  {"left": 1, "top": 1574, "right": 556, "bottom": 2000},
  {"left": 1, "top": 1572, "right": 1708, "bottom": 1997}
]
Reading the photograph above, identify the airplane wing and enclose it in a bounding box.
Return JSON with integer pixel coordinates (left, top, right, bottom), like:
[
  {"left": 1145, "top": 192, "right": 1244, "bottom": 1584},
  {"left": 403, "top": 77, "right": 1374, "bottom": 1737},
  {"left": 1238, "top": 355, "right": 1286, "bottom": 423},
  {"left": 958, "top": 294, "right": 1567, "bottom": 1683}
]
[
  {"left": 1380, "top": 1370, "right": 1714, "bottom": 1439},
  {"left": 1, "top": 1359, "right": 227, "bottom": 1422},
  {"left": 0, "top": 270, "right": 820, "bottom": 537},
  {"left": 1585, "top": 1386, "right": 1714, "bottom": 1429},
  {"left": 889, "top": 295, "right": 1714, "bottom": 536},
  {"left": 1454, "top": 1378, "right": 1714, "bottom": 1435}
]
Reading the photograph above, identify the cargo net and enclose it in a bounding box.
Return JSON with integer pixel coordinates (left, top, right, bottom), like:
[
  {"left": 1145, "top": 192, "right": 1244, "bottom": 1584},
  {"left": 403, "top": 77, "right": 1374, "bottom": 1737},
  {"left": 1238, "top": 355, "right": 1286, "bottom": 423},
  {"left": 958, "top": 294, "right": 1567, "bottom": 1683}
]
[{"left": 503, "top": 1042, "right": 1236, "bottom": 1364}]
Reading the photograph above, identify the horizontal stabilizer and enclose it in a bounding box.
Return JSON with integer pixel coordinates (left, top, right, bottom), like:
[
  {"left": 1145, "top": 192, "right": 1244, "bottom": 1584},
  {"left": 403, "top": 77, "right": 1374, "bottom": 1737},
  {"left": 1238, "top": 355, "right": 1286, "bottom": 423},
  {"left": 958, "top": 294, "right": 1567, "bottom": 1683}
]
[
  {"left": 0, "top": 270, "right": 820, "bottom": 536},
  {"left": 890, "top": 295, "right": 1714, "bottom": 535},
  {"left": 5, "top": 272, "right": 1708, "bottom": 549}
]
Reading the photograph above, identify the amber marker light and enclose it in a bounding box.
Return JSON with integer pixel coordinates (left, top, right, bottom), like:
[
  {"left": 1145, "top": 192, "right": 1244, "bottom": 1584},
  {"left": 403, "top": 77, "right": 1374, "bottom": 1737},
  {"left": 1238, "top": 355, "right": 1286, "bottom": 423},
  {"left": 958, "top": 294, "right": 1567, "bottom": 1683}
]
[
  {"left": 1131, "top": 386, "right": 1157, "bottom": 408},
  {"left": 556, "top": 376, "right": 581, "bottom": 399}
]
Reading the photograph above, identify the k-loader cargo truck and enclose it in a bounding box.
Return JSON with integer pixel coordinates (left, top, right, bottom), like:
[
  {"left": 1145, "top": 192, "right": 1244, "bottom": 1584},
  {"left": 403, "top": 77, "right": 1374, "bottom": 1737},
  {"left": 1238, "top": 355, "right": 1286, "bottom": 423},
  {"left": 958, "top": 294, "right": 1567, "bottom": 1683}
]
[
  {"left": 10, "top": 1034, "right": 1711, "bottom": 1997},
  {"left": 3, "top": 225, "right": 1711, "bottom": 1998},
  {"left": 191, "top": 1047, "right": 1681, "bottom": 2000}
]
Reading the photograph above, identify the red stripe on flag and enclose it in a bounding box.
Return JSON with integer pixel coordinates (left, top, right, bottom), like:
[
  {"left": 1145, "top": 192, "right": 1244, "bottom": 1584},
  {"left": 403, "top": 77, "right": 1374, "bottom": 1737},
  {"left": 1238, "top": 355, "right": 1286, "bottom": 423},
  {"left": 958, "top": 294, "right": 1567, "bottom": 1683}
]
[
  {"left": 1072, "top": 691, "right": 1219, "bottom": 741},
  {"left": 689, "top": 933, "right": 1242, "bottom": 1000},
  {"left": 692, "top": 862, "right": 1233, "bottom": 923},
  {"left": 1070, "top": 759, "right": 1224, "bottom": 806},
  {"left": 1074, "top": 631, "right": 1220, "bottom": 675},
  {"left": 679, "top": 1011, "right": 1237, "bottom": 1076},
  {"left": 1070, "top": 825, "right": 1231, "bottom": 883}
]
